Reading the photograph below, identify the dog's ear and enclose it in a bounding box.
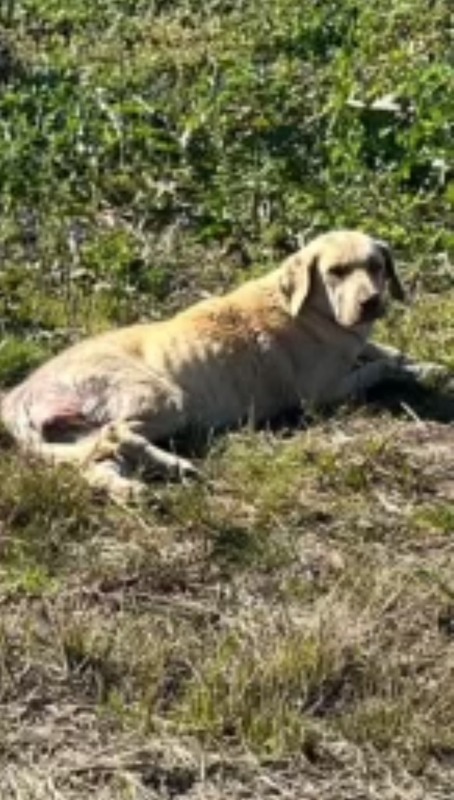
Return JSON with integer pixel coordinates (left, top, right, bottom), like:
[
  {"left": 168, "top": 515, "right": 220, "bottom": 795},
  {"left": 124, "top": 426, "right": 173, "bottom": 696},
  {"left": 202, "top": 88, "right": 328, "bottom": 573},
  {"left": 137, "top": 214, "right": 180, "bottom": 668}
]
[
  {"left": 280, "top": 246, "right": 317, "bottom": 317},
  {"left": 376, "top": 240, "right": 406, "bottom": 302}
]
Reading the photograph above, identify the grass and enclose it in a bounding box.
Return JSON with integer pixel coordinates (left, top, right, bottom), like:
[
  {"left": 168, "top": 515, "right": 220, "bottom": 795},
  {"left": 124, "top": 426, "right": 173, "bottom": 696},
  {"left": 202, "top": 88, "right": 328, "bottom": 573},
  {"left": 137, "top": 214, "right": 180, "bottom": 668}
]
[{"left": 0, "top": 1, "right": 453, "bottom": 798}]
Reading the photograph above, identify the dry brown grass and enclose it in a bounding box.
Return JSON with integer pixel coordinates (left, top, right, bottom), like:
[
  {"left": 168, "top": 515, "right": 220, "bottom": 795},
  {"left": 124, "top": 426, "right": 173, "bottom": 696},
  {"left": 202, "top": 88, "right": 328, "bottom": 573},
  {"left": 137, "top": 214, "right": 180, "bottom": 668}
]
[{"left": 1, "top": 406, "right": 453, "bottom": 799}]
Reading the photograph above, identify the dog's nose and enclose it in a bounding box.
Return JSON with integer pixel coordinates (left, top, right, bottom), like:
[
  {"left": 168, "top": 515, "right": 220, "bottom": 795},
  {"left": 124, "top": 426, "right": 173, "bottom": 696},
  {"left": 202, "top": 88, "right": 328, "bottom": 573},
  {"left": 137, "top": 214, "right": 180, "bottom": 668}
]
[{"left": 361, "top": 294, "right": 382, "bottom": 319}]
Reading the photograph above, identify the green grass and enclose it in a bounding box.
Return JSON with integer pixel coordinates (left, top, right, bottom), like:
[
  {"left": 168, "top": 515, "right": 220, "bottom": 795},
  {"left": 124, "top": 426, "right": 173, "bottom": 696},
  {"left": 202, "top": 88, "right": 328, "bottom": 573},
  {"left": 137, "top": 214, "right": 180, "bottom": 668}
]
[{"left": 0, "top": 1, "right": 453, "bottom": 798}]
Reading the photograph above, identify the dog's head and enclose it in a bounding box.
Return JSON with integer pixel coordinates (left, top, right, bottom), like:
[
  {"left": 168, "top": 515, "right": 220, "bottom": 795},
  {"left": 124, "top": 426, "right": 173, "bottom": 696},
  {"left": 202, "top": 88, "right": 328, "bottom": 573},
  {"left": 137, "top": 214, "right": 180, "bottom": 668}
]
[{"left": 280, "top": 230, "right": 405, "bottom": 329}]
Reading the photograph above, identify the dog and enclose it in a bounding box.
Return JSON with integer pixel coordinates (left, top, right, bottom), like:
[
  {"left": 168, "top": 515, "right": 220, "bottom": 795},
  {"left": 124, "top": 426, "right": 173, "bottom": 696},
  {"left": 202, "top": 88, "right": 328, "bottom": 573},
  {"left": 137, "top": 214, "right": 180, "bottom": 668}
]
[{"left": 0, "top": 230, "right": 435, "bottom": 497}]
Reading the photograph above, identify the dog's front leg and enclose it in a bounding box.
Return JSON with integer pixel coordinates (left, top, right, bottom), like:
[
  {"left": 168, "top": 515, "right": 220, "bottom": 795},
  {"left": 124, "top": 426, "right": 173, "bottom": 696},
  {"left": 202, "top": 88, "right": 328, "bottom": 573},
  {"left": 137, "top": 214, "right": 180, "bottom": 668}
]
[
  {"left": 359, "top": 341, "right": 449, "bottom": 384},
  {"left": 330, "top": 342, "right": 451, "bottom": 406},
  {"left": 328, "top": 359, "right": 397, "bottom": 405}
]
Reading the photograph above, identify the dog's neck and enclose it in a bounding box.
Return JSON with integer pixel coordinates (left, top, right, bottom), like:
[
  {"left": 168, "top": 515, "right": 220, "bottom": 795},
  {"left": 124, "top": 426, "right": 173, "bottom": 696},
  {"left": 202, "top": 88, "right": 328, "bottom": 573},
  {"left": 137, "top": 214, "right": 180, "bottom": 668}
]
[{"left": 297, "top": 303, "right": 373, "bottom": 352}]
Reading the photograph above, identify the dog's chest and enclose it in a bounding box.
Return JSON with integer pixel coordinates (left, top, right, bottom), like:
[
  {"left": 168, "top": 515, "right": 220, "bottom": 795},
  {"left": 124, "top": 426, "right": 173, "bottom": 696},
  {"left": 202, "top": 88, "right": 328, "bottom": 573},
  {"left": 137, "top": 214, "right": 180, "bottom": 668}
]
[{"left": 276, "top": 324, "right": 364, "bottom": 404}]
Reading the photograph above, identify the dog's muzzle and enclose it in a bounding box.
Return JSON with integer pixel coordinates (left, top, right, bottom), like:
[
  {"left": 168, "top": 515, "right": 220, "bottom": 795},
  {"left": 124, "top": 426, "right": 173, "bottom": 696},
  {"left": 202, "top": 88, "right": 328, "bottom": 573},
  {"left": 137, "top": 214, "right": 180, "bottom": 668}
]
[{"left": 359, "top": 294, "right": 385, "bottom": 323}]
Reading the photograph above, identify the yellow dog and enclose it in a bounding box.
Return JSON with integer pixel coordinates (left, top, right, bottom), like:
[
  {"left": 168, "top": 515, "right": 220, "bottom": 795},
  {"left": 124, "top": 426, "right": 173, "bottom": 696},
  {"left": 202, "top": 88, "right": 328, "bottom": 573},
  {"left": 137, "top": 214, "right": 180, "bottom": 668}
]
[{"left": 2, "top": 229, "right": 430, "bottom": 496}]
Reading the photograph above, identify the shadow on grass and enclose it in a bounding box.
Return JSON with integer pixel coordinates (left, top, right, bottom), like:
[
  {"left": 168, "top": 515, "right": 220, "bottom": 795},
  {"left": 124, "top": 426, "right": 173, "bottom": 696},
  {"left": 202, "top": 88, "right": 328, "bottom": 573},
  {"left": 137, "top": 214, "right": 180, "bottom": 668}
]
[{"left": 364, "top": 378, "right": 454, "bottom": 424}]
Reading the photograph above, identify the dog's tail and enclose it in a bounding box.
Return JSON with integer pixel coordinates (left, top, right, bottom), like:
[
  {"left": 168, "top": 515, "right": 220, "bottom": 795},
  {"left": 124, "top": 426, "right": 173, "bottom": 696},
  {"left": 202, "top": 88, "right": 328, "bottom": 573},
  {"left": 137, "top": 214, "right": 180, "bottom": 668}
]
[
  {"left": 0, "top": 389, "right": 14, "bottom": 446},
  {"left": 1, "top": 385, "right": 36, "bottom": 444}
]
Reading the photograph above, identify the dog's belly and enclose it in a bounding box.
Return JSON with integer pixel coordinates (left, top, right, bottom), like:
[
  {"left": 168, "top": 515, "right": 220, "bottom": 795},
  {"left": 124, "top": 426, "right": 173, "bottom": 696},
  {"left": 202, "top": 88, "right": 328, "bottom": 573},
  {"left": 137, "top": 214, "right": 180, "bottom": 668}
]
[
  {"left": 181, "top": 360, "right": 295, "bottom": 429},
  {"left": 163, "top": 337, "right": 313, "bottom": 429}
]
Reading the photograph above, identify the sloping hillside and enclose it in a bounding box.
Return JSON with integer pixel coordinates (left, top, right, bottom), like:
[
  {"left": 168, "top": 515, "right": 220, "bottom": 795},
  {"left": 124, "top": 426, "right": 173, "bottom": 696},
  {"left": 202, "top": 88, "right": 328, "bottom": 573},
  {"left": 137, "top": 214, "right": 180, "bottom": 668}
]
[{"left": 0, "top": 1, "right": 453, "bottom": 798}]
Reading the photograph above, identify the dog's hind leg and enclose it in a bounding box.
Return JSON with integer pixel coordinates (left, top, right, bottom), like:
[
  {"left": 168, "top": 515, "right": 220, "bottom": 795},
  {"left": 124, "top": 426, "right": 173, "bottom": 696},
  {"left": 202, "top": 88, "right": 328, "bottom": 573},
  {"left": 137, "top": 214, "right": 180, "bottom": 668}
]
[
  {"left": 88, "top": 419, "right": 200, "bottom": 485},
  {"left": 38, "top": 419, "right": 200, "bottom": 500},
  {"left": 84, "top": 457, "right": 147, "bottom": 500}
]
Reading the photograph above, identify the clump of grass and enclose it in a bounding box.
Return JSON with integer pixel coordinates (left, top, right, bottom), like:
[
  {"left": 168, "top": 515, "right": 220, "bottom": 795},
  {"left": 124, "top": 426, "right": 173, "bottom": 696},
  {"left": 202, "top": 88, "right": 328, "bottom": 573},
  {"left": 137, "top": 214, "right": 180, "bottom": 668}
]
[
  {"left": 175, "top": 619, "right": 367, "bottom": 755},
  {"left": 411, "top": 503, "right": 454, "bottom": 536},
  {"left": 0, "top": 337, "right": 48, "bottom": 386},
  {"left": 0, "top": 455, "right": 101, "bottom": 575}
]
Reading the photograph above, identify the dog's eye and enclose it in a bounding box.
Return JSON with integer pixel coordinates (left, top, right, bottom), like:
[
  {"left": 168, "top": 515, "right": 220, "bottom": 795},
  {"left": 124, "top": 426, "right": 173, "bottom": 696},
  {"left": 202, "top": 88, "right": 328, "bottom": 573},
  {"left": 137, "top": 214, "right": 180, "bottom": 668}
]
[
  {"left": 329, "top": 265, "right": 349, "bottom": 279},
  {"left": 369, "top": 260, "right": 383, "bottom": 275}
]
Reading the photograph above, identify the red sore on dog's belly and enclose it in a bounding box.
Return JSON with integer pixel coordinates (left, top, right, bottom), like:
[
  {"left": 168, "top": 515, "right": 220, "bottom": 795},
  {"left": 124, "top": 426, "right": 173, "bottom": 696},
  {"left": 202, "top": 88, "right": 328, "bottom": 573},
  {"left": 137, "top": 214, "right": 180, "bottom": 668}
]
[{"left": 39, "top": 394, "right": 92, "bottom": 440}]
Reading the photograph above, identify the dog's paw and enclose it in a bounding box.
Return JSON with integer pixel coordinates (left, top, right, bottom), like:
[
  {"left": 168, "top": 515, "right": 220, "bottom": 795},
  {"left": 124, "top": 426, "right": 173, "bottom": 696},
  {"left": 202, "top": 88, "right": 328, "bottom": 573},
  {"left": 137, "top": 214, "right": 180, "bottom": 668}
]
[
  {"left": 85, "top": 458, "right": 147, "bottom": 502},
  {"left": 403, "top": 361, "right": 451, "bottom": 387},
  {"left": 177, "top": 456, "right": 202, "bottom": 483},
  {"left": 385, "top": 356, "right": 450, "bottom": 387}
]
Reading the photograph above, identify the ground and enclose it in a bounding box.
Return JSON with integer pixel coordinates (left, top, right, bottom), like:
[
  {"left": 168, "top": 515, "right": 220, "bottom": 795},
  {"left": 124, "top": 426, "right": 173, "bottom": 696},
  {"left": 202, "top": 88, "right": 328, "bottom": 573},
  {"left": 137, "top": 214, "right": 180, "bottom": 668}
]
[{"left": 0, "top": 1, "right": 453, "bottom": 798}]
